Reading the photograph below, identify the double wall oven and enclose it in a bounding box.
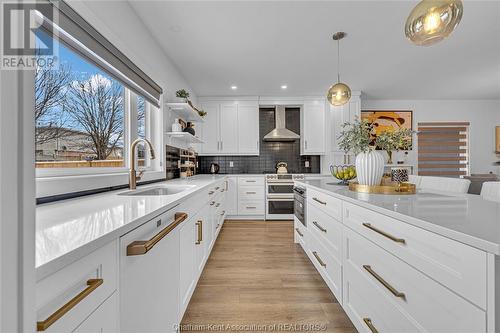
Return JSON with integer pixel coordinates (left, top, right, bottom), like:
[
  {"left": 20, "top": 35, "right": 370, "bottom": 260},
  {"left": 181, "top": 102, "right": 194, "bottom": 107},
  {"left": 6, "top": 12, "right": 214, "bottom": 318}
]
[{"left": 265, "top": 174, "right": 304, "bottom": 220}]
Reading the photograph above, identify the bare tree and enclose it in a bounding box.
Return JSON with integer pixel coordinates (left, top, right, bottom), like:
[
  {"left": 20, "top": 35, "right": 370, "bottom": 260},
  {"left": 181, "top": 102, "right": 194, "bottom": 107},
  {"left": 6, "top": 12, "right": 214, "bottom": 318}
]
[
  {"left": 65, "top": 74, "right": 124, "bottom": 160},
  {"left": 35, "top": 64, "right": 71, "bottom": 144}
]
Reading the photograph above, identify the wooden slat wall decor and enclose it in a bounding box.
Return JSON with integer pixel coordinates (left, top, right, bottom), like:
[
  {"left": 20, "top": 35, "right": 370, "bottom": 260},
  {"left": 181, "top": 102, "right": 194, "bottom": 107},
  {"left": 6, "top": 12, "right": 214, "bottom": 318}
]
[{"left": 417, "top": 122, "right": 470, "bottom": 178}]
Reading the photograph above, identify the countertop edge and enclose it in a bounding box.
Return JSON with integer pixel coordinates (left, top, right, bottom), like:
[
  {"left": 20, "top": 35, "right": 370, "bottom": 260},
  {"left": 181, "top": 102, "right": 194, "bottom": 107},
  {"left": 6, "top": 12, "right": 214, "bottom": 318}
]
[
  {"left": 297, "top": 180, "right": 500, "bottom": 256},
  {"left": 36, "top": 176, "right": 226, "bottom": 280}
]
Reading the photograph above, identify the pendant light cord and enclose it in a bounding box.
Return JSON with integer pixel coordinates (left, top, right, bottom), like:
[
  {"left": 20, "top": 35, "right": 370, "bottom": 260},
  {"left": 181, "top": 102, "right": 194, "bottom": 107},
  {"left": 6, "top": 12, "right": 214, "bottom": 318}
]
[{"left": 337, "top": 39, "right": 341, "bottom": 83}]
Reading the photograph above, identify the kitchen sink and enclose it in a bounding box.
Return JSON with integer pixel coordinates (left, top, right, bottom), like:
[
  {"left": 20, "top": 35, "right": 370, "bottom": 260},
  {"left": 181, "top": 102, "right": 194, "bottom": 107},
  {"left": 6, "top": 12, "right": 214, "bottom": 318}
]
[{"left": 119, "top": 185, "right": 194, "bottom": 196}]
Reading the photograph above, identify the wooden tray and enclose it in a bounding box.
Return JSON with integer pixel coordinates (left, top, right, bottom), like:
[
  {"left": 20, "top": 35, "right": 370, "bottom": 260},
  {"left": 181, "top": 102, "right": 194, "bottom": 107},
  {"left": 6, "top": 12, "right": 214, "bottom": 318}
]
[{"left": 348, "top": 182, "right": 416, "bottom": 195}]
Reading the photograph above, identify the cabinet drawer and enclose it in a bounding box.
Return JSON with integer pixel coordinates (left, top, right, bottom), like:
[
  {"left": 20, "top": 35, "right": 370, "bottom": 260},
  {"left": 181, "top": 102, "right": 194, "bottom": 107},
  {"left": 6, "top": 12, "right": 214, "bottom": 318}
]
[
  {"left": 294, "top": 218, "right": 307, "bottom": 250},
  {"left": 238, "top": 201, "right": 264, "bottom": 215},
  {"left": 36, "top": 240, "right": 118, "bottom": 333},
  {"left": 307, "top": 187, "right": 342, "bottom": 221},
  {"left": 238, "top": 177, "right": 264, "bottom": 186},
  {"left": 307, "top": 203, "right": 342, "bottom": 261},
  {"left": 238, "top": 185, "right": 264, "bottom": 200},
  {"left": 307, "top": 232, "right": 342, "bottom": 302},
  {"left": 343, "top": 202, "right": 487, "bottom": 309},
  {"left": 344, "top": 227, "right": 486, "bottom": 332}
]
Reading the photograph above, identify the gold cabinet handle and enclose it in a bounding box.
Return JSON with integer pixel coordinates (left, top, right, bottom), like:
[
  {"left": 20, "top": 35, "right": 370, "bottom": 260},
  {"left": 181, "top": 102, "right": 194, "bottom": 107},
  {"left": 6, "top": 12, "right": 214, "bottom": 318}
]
[
  {"left": 295, "top": 228, "right": 304, "bottom": 237},
  {"left": 246, "top": 191, "right": 256, "bottom": 194},
  {"left": 37, "top": 279, "right": 103, "bottom": 331},
  {"left": 313, "top": 197, "right": 327, "bottom": 205},
  {"left": 220, "top": 210, "right": 225, "bottom": 216},
  {"left": 312, "top": 221, "right": 327, "bottom": 233},
  {"left": 363, "top": 318, "right": 379, "bottom": 333},
  {"left": 362, "top": 223, "right": 406, "bottom": 244},
  {"left": 246, "top": 206, "right": 256, "bottom": 209},
  {"left": 246, "top": 180, "right": 256, "bottom": 183},
  {"left": 312, "top": 251, "right": 326, "bottom": 267},
  {"left": 215, "top": 186, "right": 220, "bottom": 190},
  {"left": 363, "top": 265, "right": 406, "bottom": 299},
  {"left": 210, "top": 201, "right": 215, "bottom": 206},
  {"left": 127, "top": 212, "right": 188, "bottom": 256},
  {"left": 195, "top": 220, "right": 203, "bottom": 244}
]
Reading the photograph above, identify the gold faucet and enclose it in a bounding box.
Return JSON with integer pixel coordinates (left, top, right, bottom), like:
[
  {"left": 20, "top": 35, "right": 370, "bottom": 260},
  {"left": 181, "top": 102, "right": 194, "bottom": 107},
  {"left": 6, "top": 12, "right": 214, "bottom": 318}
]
[{"left": 129, "top": 138, "right": 156, "bottom": 190}]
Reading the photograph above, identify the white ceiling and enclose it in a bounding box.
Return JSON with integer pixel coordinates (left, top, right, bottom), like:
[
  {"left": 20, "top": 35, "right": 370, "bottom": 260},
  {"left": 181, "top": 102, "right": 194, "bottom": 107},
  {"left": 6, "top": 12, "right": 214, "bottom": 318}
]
[{"left": 129, "top": 0, "right": 500, "bottom": 100}]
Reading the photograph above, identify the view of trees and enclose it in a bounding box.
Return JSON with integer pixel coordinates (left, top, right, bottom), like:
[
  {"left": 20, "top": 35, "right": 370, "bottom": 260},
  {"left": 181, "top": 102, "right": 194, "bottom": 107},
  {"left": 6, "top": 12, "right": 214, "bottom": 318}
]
[{"left": 35, "top": 65, "right": 126, "bottom": 163}]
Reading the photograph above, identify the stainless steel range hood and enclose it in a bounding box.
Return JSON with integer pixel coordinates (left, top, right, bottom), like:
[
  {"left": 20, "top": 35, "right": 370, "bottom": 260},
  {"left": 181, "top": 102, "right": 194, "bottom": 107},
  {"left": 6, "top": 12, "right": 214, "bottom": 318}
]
[{"left": 263, "top": 105, "right": 300, "bottom": 142}]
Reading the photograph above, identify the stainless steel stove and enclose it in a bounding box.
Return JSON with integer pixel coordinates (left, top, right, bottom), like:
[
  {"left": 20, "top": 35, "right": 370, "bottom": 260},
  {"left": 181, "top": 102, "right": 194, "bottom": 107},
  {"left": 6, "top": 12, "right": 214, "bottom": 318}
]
[{"left": 265, "top": 174, "right": 304, "bottom": 220}]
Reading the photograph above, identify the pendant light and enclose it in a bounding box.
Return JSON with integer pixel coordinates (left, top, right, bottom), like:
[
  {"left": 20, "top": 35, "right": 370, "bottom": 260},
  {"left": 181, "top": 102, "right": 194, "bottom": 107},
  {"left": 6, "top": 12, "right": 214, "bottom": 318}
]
[
  {"left": 327, "top": 32, "right": 351, "bottom": 106},
  {"left": 405, "top": 0, "right": 463, "bottom": 46}
]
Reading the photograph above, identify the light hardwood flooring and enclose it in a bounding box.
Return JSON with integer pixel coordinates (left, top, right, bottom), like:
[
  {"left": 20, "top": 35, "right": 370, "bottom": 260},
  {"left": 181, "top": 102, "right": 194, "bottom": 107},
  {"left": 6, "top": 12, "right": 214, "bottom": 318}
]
[{"left": 181, "top": 220, "right": 356, "bottom": 333}]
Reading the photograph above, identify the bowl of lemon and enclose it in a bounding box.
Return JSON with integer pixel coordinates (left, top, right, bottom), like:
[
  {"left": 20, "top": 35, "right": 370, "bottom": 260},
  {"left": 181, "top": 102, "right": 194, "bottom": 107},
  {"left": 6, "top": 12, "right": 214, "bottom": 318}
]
[{"left": 330, "top": 165, "right": 356, "bottom": 185}]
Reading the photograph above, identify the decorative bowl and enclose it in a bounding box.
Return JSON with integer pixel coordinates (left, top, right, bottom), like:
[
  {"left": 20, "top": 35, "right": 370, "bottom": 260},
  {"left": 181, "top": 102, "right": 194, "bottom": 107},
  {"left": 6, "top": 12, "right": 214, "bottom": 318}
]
[{"left": 330, "top": 165, "right": 357, "bottom": 185}]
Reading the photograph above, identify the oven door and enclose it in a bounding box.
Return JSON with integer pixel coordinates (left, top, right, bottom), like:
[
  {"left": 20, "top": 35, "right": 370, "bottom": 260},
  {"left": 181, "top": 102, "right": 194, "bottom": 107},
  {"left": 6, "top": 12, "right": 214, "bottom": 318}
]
[
  {"left": 267, "top": 183, "right": 295, "bottom": 196},
  {"left": 266, "top": 197, "right": 294, "bottom": 220}
]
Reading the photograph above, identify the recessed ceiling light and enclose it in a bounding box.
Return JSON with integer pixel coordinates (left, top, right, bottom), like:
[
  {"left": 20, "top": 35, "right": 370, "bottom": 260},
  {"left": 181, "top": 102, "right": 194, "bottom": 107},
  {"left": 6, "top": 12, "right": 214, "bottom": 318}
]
[
  {"left": 231, "top": 86, "right": 238, "bottom": 90},
  {"left": 281, "top": 85, "right": 288, "bottom": 89}
]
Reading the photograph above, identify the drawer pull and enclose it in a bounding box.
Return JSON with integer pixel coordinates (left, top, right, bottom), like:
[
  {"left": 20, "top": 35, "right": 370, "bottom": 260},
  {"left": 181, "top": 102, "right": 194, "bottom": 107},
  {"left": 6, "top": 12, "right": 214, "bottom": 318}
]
[
  {"left": 363, "top": 265, "right": 406, "bottom": 299},
  {"left": 215, "top": 203, "right": 220, "bottom": 207},
  {"left": 312, "top": 221, "right": 327, "bottom": 233},
  {"left": 210, "top": 201, "right": 215, "bottom": 206},
  {"left": 312, "top": 251, "right": 326, "bottom": 267},
  {"left": 220, "top": 210, "right": 226, "bottom": 216},
  {"left": 313, "top": 197, "right": 327, "bottom": 205},
  {"left": 246, "top": 191, "right": 257, "bottom": 194},
  {"left": 246, "top": 180, "right": 257, "bottom": 183},
  {"left": 363, "top": 318, "right": 379, "bottom": 333},
  {"left": 362, "top": 223, "right": 406, "bottom": 244},
  {"left": 37, "top": 279, "right": 103, "bottom": 331},
  {"left": 127, "top": 212, "right": 188, "bottom": 256},
  {"left": 295, "top": 228, "right": 304, "bottom": 237},
  {"left": 246, "top": 206, "right": 257, "bottom": 209},
  {"left": 195, "top": 220, "right": 203, "bottom": 245},
  {"left": 220, "top": 189, "right": 225, "bottom": 192},
  {"left": 215, "top": 186, "right": 220, "bottom": 190},
  {"left": 209, "top": 191, "right": 215, "bottom": 195}
]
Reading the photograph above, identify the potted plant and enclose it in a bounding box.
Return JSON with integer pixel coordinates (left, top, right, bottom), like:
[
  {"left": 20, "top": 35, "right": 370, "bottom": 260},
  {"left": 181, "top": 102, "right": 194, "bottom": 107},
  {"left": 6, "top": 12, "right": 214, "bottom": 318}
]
[
  {"left": 375, "top": 128, "right": 413, "bottom": 164},
  {"left": 338, "top": 118, "right": 384, "bottom": 186},
  {"left": 175, "top": 89, "right": 190, "bottom": 102}
]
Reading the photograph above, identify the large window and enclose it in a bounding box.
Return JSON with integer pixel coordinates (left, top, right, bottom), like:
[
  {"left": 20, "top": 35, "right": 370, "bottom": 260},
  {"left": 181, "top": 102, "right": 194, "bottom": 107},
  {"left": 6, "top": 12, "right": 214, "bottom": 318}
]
[{"left": 35, "top": 31, "right": 152, "bottom": 172}]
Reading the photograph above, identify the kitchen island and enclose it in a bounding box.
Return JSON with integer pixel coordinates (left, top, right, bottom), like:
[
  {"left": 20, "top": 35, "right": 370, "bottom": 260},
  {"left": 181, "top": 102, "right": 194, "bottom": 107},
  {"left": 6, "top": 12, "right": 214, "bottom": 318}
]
[{"left": 294, "top": 178, "right": 500, "bottom": 333}]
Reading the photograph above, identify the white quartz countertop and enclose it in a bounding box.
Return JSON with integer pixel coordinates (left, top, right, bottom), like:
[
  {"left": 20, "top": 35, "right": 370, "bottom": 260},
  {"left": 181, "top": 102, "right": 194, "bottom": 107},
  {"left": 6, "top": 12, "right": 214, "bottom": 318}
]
[
  {"left": 36, "top": 175, "right": 226, "bottom": 279},
  {"left": 296, "top": 179, "right": 500, "bottom": 255}
]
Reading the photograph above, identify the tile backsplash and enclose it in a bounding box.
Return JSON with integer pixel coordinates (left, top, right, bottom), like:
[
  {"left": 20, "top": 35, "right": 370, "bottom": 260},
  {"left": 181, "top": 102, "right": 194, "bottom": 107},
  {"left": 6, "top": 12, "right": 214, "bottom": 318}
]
[{"left": 199, "top": 107, "right": 320, "bottom": 174}]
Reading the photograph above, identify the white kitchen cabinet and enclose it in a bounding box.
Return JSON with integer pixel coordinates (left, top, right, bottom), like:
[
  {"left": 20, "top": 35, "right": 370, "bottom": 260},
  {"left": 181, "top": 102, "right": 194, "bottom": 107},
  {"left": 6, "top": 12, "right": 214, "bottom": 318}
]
[
  {"left": 36, "top": 241, "right": 118, "bottom": 333},
  {"left": 331, "top": 94, "right": 361, "bottom": 153},
  {"left": 225, "top": 177, "right": 238, "bottom": 216},
  {"left": 195, "top": 206, "right": 209, "bottom": 274},
  {"left": 73, "top": 293, "right": 119, "bottom": 333},
  {"left": 199, "top": 102, "right": 219, "bottom": 154},
  {"left": 237, "top": 102, "right": 260, "bottom": 154},
  {"left": 199, "top": 99, "right": 259, "bottom": 155},
  {"left": 120, "top": 209, "right": 185, "bottom": 333},
  {"left": 179, "top": 216, "right": 197, "bottom": 317},
  {"left": 302, "top": 99, "right": 326, "bottom": 155}
]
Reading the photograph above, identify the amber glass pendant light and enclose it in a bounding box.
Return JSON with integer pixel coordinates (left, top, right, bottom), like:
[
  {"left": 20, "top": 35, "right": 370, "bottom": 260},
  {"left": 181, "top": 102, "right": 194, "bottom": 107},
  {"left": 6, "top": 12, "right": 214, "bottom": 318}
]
[
  {"left": 405, "top": 0, "right": 463, "bottom": 46},
  {"left": 327, "top": 32, "right": 351, "bottom": 106}
]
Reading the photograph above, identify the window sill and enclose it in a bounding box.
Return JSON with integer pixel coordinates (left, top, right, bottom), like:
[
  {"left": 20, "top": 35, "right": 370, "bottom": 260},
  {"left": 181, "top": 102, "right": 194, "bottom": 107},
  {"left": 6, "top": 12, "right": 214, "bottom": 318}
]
[{"left": 36, "top": 170, "right": 165, "bottom": 198}]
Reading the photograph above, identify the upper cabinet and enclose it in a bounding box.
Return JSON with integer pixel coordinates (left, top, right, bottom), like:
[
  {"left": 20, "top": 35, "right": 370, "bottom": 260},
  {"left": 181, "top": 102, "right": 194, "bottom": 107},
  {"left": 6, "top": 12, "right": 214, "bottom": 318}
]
[
  {"left": 331, "top": 93, "right": 361, "bottom": 152},
  {"left": 301, "top": 98, "right": 327, "bottom": 155},
  {"left": 198, "top": 98, "right": 259, "bottom": 156}
]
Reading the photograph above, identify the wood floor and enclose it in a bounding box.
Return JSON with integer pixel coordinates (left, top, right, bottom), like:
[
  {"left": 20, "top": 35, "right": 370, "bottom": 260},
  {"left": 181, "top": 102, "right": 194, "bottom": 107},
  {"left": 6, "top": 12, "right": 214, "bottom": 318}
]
[{"left": 181, "top": 220, "right": 356, "bottom": 333}]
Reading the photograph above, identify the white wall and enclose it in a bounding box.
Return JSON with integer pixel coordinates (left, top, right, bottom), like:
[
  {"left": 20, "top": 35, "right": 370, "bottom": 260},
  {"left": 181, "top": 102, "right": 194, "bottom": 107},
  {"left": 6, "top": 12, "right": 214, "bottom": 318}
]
[{"left": 362, "top": 99, "right": 500, "bottom": 175}]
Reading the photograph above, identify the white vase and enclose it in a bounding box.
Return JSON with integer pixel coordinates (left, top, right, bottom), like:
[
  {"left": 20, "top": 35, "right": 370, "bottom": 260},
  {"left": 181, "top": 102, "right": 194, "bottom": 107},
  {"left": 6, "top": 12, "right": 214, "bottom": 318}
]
[{"left": 355, "top": 150, "right": 384, "bottom": 186}]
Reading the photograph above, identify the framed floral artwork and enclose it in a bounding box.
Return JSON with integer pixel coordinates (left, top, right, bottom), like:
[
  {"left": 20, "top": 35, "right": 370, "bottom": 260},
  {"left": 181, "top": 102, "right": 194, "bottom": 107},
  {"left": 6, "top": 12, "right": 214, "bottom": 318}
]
[{"left": 361, "top": 110, "right": 413, "bottom": 148}]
